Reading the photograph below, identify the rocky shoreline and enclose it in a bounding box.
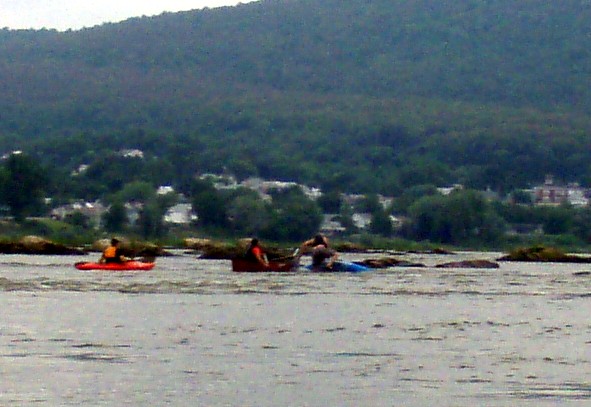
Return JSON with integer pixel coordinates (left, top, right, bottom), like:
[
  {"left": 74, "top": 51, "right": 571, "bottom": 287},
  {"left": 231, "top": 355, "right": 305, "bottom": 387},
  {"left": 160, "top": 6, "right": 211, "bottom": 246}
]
[
  {"left": 4, "top": 236, "right": 590, "bottom": 270},
  {"left": 0, "top": 236, "right": 166, "bottom": 258},
  {"left": 496, "top": 246, "right": 591, "bottom": 263},
  {"left": 0, "top": 236, "right": 86, "bottom": 255}
]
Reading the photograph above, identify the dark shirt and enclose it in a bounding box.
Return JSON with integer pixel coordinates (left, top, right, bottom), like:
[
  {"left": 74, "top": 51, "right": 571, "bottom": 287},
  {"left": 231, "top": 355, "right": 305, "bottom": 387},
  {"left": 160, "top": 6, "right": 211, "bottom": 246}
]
[{"left": 245, "top": 245, "right": 264, "bottom": 263}]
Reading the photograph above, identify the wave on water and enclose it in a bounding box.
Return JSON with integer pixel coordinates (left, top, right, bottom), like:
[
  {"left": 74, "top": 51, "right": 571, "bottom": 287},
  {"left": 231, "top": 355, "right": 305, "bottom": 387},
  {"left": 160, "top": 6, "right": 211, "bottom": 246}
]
[
  {"left": 512, "top": 382, "right": 591, "bottom": 400},
  {"left": 1, "top": 275, "right": 589, "bottom": 297},
  {"left": 0, "top": 277, "right": 247, "bottom": 294}
]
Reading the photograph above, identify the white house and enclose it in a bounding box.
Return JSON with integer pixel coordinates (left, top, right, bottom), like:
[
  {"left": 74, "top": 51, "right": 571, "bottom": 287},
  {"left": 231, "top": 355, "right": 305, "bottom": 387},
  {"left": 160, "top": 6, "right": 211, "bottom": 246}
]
[
  {"left": 157, "top": 185, "right": 175, "bottom": 195},
  {"left": 119, "top": 149, "right": 144, "bottom": 158},
  {"left": 320, "top": 214, "right": 346, "bottom": 236},
  {"left": 164, "top": 203, "right": 197, "bottom": 224},
  {"left": 352, "top": 213, "right": 372, "bottom": 229}
]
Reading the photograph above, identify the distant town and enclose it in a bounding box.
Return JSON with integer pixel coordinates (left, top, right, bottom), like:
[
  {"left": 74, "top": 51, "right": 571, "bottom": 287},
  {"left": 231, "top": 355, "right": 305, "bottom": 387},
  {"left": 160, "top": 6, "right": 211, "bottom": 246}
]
[{"left": 48, "top": 169, "right": 590, "bottom": 238}]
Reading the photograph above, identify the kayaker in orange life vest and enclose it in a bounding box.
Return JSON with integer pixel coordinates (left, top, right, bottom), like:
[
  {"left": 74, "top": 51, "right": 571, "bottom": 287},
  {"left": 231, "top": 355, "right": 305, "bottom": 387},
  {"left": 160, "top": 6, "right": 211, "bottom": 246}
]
[
  {"left": 99, "top": 238, "right": 129, "bottom": 264},
  {"left": 244, "top": 238, "right": 269, "bottom": 268}
]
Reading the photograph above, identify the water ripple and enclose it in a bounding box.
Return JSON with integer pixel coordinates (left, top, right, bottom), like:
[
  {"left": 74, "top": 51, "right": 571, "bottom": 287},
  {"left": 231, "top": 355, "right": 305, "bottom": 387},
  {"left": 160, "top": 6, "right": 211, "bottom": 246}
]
[{"left": 513, "top": 383, "right": 591, "bottom": 400}]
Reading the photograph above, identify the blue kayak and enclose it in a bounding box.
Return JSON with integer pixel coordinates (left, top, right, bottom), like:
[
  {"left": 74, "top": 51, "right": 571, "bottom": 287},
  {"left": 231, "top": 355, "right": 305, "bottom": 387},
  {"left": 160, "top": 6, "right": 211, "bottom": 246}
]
[{"left": 304, "top": 261, "right": 371, "bottom": 273}]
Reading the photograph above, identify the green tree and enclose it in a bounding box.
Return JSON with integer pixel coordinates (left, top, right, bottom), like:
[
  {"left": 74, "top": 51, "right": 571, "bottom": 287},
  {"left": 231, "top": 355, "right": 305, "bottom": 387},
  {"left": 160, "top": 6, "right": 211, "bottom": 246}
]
[
  {"left": 80, "top": 155, "right": 151, "bottom": 198},
  {"left": 510, "top": 189, "right": 534, "bottom": 205},
  {"left": 572, "top": 207, "right": 591, "bottom": 243},
  {"left": 357, "top": 193, "right": 382, "bottom": 213},
  {"left": 190, "top": 179, "right": 227, "bottom": 227},
  {"left": 337, "top": 201, "right": 357, "bottom": 234},
  {"left": 392, "top": 184, "right": 439, "bottom": 214},
  {"left": 227, "top": 194, "right": 272, "bottom": 235},
  {"left": 0, "top": 153, "right": 48, "bottom": 222},
  {"left": 540, "top": 204, "right": 574, "bottom": 235},
  {"left": 495, "top": 201, "right": 530, "bottom": 225},
  {"left": 114, "top": 181, "right": 157, "bottom": 203},
  {"left": 102, "top": 201, "right": 128, "bottom": 232},
  {"left": 264, "top": 186, "right": 322, "bottom": 241},
  {"left": 137, "top": 201, "right": 166, "bottom": 239},
  {"left": 317, "top": 190, "right": 343, "bottom": 213},
  {"left": 370, "top": 209, "right": 393, "bottom": 237},
  {"left": 65, "top": 211, "right": 91, "bottom": 230},
  {"left": 407, "top": 190, "right": 505, "bottom": 244}
]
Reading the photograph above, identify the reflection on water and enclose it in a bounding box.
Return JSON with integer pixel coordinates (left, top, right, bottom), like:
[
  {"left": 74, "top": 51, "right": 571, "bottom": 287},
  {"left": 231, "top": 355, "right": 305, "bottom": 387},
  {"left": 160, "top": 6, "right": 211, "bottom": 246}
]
[{"left": 1, "top": 251, "right": 590, "bottom": 406}]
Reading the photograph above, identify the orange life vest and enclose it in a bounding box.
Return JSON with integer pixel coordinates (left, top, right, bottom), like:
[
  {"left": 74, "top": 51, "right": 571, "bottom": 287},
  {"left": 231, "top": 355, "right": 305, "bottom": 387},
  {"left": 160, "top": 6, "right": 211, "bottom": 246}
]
[{"left": 103, "top": 246, "right": 117, "bottom": 259}]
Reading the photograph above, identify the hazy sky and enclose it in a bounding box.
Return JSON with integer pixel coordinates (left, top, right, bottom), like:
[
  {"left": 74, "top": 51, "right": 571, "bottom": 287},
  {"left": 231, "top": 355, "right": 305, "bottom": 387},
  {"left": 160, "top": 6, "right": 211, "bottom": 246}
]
[{"left": 1, "top": 0, "right": 259, "bottom": 31}]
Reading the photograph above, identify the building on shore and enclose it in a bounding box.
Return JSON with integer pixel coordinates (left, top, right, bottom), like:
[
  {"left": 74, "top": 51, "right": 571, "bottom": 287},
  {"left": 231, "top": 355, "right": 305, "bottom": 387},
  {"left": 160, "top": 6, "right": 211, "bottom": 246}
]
[{"left": 533, "top": 175, "right": 589, "bottom": 207}]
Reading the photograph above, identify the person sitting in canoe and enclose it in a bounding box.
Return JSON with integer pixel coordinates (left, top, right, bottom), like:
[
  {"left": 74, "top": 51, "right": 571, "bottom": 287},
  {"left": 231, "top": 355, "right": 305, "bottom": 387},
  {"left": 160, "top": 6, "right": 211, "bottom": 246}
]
[
  {"left": 299, "top": 234, "right": 338, "bottom": 270},
  {"left": 244, "top": 238, "right": 269, "bottom": 268},
  {"left": 99, "top": 238, "right": 129, "bottom": 264}
]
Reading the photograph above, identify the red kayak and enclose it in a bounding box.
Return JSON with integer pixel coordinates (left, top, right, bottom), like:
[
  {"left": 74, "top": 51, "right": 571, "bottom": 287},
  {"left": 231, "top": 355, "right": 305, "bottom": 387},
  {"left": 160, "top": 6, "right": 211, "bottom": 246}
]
[
  {"left": 231, "top": 258, "right": 295, "bottom": 272},
  {"left": 74, "top": 260, "right": 155, "bottom": 271}
]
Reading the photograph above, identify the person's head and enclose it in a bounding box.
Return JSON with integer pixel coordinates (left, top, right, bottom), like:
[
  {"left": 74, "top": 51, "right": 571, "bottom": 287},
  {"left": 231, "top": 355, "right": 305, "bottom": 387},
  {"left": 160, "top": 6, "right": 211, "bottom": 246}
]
[
  {"left": 250, "top": 238, "right": 259, "bottom": 247},
  {"left": 313, "top": 234, "right": 325, "bottom": 246},
  {"left": 111, "top": 238, "right": 120, "bottom": 246}
]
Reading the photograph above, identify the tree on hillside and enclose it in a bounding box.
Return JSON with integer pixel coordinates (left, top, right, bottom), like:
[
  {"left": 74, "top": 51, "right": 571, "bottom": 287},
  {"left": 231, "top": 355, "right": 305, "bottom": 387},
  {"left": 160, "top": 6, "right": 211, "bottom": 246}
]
[
  {"left": 337, "top": 201, "right": 357, "bottom": 234},
  {"left": 114, "top": 181, "right": 157, "bottom": 203},
  {"left": 65, "top": 211, "right": 92, "bottom": 230},
  {"left": 540, "top": 204, "right": 574, "bottom": 235},
  {"left": 81, "top": 155, "right": 148, "bottom": 196},
  {"left": 264, "top": 186, "right": 323, "bottom": 241},
  {"left": 3, "top": 1, "right": 591, "bottom": 200},
  {"left": 0, "top": 153, "right": 48, "bottom": 222},
  {"left": 370, "top": 208, "right": 393, "bottom": 237},
  {"left": 137, "top": 200, "right": 166, "bottom": 239},
  {"left": 357, "top": 193, "right": 382, "bottom": 213},
  {"left": 227, "top": 194, "right": 272, "bottom": 236},
  {"left": 317, "top": 190, "right": 343, "bottom": 213},
  {"left": 102, "top": 201, "right": 128, "bottom": 233},
  {"left": 572, "top": 207, "right": 591, "bottom": 243},
  {"left": 189, "top": 179, "right": 228, "bottom": 228},
  {"left": 392, "top": 184, "right": 440, "bottom": 215},
  {"left": 510, "top": 189, "right": 534, "bottom": 205},
  {"left": 407, "top": 190, "right": 505, "bottom": 244}
]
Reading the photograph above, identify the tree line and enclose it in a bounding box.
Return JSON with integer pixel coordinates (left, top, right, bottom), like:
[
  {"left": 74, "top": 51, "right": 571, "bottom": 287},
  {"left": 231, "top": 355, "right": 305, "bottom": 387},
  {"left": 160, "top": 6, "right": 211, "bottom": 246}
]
[{"left": 2, "top": 152, "right": 591, "bottom": 249}]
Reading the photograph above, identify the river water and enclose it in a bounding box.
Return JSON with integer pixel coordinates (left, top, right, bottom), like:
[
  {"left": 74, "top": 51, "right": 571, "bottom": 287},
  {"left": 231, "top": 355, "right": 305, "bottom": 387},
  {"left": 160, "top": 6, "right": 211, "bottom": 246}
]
[{"left": 1, "top": 251, "right": 590, "bottom": 406}]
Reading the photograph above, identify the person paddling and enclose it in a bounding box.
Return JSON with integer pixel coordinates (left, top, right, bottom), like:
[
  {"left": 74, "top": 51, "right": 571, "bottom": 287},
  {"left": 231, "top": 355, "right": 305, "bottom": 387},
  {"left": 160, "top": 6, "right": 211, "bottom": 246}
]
[
  {"left": 99, "top": 238, "right": 129, "bottom": 264},
  {"left": 299, "top": 234, "right": 338, "bottom": 270},
  {"left": 244, "top": 238, "right": 269, "bottom": 268}
]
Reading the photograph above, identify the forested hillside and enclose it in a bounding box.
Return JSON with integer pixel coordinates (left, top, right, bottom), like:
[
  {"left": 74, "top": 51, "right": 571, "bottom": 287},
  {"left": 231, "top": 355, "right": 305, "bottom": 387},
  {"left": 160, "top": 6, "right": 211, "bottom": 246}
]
[{"left": 2, "top": 0, "right": 591, "bottom": 196}]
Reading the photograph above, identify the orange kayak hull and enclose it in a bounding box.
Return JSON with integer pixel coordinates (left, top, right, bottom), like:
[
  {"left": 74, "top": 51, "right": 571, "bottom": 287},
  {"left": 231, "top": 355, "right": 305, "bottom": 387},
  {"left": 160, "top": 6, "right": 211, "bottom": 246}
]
[{"left": 75, "top": 261, "right": 155, "bottom": 271}]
